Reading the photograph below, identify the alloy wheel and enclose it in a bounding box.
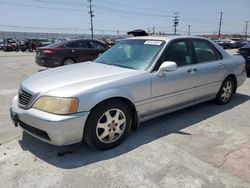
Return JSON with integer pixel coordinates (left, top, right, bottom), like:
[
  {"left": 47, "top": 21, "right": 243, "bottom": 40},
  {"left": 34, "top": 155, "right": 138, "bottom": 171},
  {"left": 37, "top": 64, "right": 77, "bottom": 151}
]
[
  {"left": 220, "top": 81, "right": 233, "bottom": 103},
  {"left": 96, "top": 108, "right": 126, "bottom": 144}
]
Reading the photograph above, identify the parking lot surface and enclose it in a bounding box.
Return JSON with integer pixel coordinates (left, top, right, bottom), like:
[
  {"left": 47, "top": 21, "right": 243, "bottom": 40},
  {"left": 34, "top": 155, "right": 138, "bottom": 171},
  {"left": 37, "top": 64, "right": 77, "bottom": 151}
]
[{"left": 0, "top": 51, "right": 250, "bottom": 188}]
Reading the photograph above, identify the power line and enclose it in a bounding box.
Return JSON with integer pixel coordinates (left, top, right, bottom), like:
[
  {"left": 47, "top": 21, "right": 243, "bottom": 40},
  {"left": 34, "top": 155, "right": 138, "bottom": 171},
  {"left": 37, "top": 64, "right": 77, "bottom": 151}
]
[
  {"left": 94, "top": 4, "right": 172, "bottom": 18},
  {"left": 0, "top": 1, "right": 83, "bottom": 11}
]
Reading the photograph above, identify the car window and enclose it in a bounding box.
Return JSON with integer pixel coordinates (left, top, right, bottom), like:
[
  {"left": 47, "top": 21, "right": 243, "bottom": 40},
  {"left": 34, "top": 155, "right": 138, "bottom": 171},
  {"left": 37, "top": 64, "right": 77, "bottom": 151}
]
[
  {"left": 193, "top": 39, "right": 222, "bottom": 63},
  {"left": 78, "top": 41, "right": 88, "bottom": 48},
  {"left": 89, "top": 41, "right": 106, "bottom": 50},
  {"left": 65, "top": 41, "right": 87, "bottom": 48},
  {"left": 163, "top": 40, "right": 192, "bottom": 67}
]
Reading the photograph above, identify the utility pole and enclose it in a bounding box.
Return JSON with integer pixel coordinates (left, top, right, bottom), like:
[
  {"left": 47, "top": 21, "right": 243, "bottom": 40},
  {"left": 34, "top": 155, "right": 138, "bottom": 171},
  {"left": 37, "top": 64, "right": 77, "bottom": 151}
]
[
  {"left": 2, "top": 31, "right": 5, "bottom": 39},
  {"left": 152, "top": 26, "right": 155, "bottom": 35},
  {"left": 245, "top": 21, "right": 249, "bottom": 39},
  {"left": 173, "top": 12, "right": 179, "bottom": 35},
  {"left": 88, "top": 0, "right": 94, "bottom": 39},
  {"left": 218, "top": 12, "right": 223, "bottom": 39},
  {"left": 147, "top": 27, "right": 151, "bottom": 35},
  {"left": 188, "top": 25, "right": 191, "bottom": 35}
]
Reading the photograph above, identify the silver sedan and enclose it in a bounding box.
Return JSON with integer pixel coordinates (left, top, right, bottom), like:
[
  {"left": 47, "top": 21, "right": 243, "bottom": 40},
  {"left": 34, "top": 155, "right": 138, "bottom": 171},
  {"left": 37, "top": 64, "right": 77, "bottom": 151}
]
[{"left": 10, "top": 36, "right": 246, "bottom": 150}]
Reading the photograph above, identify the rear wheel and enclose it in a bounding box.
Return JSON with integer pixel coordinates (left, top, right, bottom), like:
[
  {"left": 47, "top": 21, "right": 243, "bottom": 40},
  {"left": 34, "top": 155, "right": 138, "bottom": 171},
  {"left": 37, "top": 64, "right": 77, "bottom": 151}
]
[
  {"left": 215, "top": 77, "right": 235, "bottom": 105},
  {"left": 63, "top": 58, "right": 75, "bottom": 66},
  {"left": 84, "top": 100, "right": 131, "bottom": 150},
  {"left": 28, "top": 47, "right": 33, "bottom": 52}
]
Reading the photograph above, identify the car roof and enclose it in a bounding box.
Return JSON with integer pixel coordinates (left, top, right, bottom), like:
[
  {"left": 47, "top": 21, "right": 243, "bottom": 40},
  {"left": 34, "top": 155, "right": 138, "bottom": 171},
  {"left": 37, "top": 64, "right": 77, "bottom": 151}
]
[{"left": 125, "top": 35, "right": 207, "bottom": 42}]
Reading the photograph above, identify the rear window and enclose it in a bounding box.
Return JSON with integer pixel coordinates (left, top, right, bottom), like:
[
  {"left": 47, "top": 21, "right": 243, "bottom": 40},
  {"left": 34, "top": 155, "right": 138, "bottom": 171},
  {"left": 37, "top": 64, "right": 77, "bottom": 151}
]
[
  {"left": 45, "top": 41, "right": 65, "bottom": 48},
  {"left": 193, "top": 39, "right": 222, "bottom": 63}
]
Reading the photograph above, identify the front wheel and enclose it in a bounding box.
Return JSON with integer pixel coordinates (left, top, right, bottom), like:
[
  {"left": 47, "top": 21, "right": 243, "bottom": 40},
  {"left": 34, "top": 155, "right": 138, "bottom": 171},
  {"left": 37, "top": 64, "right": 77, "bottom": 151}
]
[
  {"left": 215, "top": 77, "right": 235, "bottom": 105},
  {"left": 84, "top": 100, "right": 131, "bottom": 150}
]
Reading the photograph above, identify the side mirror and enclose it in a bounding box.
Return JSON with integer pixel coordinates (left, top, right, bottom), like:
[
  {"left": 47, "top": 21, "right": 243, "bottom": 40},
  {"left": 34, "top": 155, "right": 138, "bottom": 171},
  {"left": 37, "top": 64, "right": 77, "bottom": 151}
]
[{"left": 157, "top": 61, "right": 177, "bottom": 77}]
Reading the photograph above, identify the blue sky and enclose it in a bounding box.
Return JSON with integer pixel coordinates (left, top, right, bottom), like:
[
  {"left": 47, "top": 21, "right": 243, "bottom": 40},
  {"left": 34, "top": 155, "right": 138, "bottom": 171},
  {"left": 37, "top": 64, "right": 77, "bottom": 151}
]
[{"left": 0, "top": 0, "right": 249, "bottom": 35}]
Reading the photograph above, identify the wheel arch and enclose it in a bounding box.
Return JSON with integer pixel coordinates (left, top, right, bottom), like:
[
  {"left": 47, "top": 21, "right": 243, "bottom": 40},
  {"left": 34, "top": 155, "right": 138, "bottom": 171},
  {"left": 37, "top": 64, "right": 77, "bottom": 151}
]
[
  {"left": 61, "top": 57, "right": 76, "bottom": 65},
  {"left": 85, "top": 96, "right": 139, "bottom": 133}
]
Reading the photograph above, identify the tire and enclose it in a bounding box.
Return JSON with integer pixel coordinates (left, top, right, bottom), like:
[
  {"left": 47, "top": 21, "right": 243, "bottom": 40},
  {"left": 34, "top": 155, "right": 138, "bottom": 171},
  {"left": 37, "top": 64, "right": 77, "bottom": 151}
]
[
  {"left": 215, "top": 77, "right": 235, "bottom": 105},
  {"left": 84, "top": 100, "right": 132, "bottom": 150},
  {"left": 29, "top": 47, "right": 33, "bottom": 52},
  {"left": 62, "top": 58, "right": 75, "bottom": 66},
  {"left": 21, "top": 48, "right": 26, "bottom": 52}
]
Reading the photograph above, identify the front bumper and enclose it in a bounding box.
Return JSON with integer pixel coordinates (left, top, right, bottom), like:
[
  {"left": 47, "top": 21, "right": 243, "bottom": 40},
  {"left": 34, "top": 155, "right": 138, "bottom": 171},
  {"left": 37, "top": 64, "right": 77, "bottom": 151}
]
[{"left": 10, "top": 95, "right": 90, "bottom": 146}]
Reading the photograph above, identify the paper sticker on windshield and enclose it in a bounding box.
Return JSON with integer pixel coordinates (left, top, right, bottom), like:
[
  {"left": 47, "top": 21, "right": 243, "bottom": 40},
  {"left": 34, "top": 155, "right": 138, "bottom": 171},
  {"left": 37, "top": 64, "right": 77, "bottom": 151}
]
[{"left": 144, "top": 41, "right": 162, "bottom": 45}]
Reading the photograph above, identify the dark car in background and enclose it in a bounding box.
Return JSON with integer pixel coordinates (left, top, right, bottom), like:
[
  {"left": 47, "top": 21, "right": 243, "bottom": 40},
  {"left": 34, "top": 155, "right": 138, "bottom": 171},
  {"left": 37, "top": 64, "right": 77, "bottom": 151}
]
[
  {"left": 0, "top": 39, "right": 3, "bottom": 51},
  {"left": 2, "top": 38, "right": 20, "bottom": 52},
  {"left": 35, "top": 39, "right": 108, "bottom": 67},
  {"left": 229, "top": 38, "right": 245, "bottom": 48},
  {"left": 238, "top": 42, "right": 250, "bottom": 75},
  {"left": 214, "top": 39, "right": 231, "bottom": 49}
]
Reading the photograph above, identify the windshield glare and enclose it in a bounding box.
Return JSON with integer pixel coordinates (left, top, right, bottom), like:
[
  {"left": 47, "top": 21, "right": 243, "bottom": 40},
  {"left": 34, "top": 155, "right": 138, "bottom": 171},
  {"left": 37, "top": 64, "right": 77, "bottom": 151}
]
[{"left": 95, "top": 39, "right": 164, "bottom": 70}]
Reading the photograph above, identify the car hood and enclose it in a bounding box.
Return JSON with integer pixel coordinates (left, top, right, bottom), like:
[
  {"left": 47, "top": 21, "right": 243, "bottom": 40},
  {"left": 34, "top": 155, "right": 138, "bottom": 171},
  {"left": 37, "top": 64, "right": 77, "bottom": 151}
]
[{"left": 21, "top": 61, "right": 141, "bottom": 96}]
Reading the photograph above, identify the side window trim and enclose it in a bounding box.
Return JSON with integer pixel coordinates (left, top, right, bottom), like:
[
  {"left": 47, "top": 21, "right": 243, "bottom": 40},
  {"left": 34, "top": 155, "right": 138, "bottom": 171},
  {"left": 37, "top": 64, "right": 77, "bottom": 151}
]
[
  {"left": 191, "top": 39, "right": 223, "bottom": 64},
  {"left": 153, "top": 38, "right": 194, "bottom": 71}
]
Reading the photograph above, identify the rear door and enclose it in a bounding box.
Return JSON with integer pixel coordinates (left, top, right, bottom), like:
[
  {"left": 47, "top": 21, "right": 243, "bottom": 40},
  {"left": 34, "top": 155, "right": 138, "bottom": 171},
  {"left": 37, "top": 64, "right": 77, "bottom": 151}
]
[
  {"left": 86, "top": 41, "right": 107, "bottom": 60},
  {"left": 191, "top": 39, "right": 226, "bottom": 98},
  {"left": 64, "top": 41, "right": 82, "bottom": 61}
]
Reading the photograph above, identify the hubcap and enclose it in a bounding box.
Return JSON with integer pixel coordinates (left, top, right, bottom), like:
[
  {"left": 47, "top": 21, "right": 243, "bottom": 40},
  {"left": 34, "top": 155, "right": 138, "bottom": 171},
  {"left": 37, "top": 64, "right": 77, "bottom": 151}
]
[
  {"left": 221, "top": 81, "right": 233, "bottom": 103},
  {"left": 96, "top": 108, "right": 126, "bottom": 144}
]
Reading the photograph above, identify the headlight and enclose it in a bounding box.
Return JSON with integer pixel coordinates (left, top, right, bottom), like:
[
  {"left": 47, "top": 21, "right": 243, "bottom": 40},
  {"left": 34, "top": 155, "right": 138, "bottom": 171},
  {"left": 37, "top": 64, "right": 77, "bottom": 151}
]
[{"left": 33, "top": 96, "right": 78, "bottom": 115}]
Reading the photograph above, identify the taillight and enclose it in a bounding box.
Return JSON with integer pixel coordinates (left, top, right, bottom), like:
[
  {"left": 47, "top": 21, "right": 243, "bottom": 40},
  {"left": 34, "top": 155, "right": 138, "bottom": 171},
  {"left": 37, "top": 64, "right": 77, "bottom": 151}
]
[
  {"left": 42, "top": 49, "right": 55, "bottom": 54},
  {"left": 239, "top": 64, "right": 246, "bottom": 73}
]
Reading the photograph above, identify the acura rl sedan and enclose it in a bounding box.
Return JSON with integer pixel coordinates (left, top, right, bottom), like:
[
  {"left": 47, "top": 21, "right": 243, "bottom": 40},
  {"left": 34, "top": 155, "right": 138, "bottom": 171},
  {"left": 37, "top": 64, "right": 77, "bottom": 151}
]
[{"left": 10, "top": 36, "right": 246, "bottom": 150}]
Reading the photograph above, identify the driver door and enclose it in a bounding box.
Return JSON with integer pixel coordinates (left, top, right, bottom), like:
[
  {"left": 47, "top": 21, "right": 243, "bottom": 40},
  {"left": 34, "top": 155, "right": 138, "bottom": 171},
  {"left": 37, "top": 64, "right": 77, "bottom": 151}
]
[{"left": 150, "top": 39, "right": 198, "bottom": 114}]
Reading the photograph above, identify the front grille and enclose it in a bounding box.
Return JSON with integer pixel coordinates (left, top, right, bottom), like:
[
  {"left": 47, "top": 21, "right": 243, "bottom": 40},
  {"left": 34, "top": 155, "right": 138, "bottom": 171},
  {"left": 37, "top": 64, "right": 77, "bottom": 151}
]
[
  {"left": 18, "top": 89, "right": 32, "bottom": 106},
  {"left": 19, "top": 120, "right": 51, "bottom": 141}
]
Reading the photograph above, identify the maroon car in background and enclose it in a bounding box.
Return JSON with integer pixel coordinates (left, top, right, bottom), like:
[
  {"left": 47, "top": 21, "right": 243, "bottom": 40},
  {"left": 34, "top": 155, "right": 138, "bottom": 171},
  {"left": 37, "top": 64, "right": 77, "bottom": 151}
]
[
  {"left": 35, "top": 39, "right": 108, "bottom": 67},
  {"left": 238, "top": 42, "right": 250, "bottom": 75}
]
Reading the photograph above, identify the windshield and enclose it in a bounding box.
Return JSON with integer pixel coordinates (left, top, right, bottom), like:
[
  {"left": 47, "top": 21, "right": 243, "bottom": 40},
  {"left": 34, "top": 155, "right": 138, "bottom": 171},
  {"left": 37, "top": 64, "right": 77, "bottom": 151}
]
[{"left": 95, "top": 39, "right": 165, "bottom": 70}]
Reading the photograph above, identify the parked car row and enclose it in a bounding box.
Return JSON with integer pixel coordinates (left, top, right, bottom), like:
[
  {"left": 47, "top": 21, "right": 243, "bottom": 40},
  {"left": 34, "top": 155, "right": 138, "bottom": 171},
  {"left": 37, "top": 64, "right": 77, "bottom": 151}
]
[
  {"left": 0, "top": 38, "right": 65, "bottom": 52},
  {"left": 214, "top": 38, "right": 249, "bottom": 49}
]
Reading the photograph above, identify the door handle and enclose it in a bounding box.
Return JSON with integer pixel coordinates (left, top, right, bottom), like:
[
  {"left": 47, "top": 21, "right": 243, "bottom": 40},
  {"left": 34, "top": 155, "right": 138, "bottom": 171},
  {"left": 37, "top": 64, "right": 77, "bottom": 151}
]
[
  {"left": 187, "top": 68, "right": 197, "bottom": 74},
  {"left": 219, "top": 63, "right": 225, "bottom": 68}
]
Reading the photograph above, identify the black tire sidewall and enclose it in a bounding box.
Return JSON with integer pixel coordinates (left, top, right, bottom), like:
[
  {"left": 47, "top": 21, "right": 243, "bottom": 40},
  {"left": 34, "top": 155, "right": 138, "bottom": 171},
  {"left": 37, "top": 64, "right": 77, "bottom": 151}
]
[
  {"left": 84, "top": 100, "right": 131, "bottom": 150},
  {"left": 63, "top": 58, "right": 75, "bottom": 66}
]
